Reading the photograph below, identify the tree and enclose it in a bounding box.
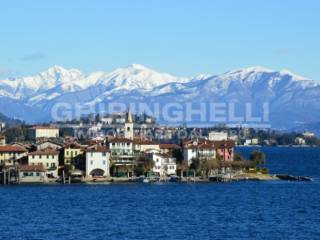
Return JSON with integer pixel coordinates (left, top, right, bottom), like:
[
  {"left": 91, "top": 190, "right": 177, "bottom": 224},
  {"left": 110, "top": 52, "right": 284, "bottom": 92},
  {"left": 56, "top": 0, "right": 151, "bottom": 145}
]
[
  {"left": 177, "top": 161, "right": 188, "bottom": 179},
  {"left": 234, "top": 152, "right": 245, "bottom": 162},
  {"left": 133, "top": 165, "right": 144, "bottom": 177},
  {"left": 250, "top": 151, "right": 265, "bottom": 166},
  {"left": 142, "top": 157, "right": 155, "bottom": 173},
  {"left": 172, "top": 149, "right": 183, "bottom": 164}
]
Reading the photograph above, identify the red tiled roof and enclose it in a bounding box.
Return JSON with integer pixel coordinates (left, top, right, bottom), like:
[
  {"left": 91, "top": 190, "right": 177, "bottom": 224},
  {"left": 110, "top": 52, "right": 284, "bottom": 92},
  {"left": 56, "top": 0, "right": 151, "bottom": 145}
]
[
  {"left": 19, "top": 164, "right": 45, "bottom": 172},
  {"left": 212, "top": 140, "right": 236, "bottom": 148},
  {"left": 86, "top": 146, "right": 110, "bottom": 153},
  {"left": 159, "top": 144, "right": 181, "bottom": 149},
  {"left": 133, "top": 138, "right": 158, "bottom": 145},
  {"left": 0, "top": 145, "right": 27, "bottom": 153},
  {"left": 107, "top": 137, "right": 132, "bottom": 143},
  {"left": 182, "top": 139, "right": 235, "bottom": 149},
  {"left": 28, "top": 148, "right": 59, "bottom": 156},
  {"left": 33, "top": 126, "right": 59, "bottom": 130}
]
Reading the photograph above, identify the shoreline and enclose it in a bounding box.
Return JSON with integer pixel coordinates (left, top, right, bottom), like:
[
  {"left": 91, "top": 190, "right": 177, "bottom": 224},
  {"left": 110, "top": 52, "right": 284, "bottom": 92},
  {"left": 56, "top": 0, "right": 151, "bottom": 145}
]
[{"left": 2, "top": 173, "right": 312, "bottom": 185}]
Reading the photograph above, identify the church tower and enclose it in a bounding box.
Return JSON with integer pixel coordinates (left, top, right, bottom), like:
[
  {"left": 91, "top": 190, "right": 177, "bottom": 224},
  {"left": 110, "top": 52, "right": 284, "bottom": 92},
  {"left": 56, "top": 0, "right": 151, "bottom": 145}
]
[{"left": 124, "top": 108, "right": 134, "bottom": 139}]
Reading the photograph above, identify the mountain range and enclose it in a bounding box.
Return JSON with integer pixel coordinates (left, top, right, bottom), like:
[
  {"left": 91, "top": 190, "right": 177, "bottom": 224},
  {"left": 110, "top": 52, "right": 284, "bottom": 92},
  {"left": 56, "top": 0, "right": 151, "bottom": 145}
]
[{"left": 0, "top": 64, "right": 319, "bottom": 129}]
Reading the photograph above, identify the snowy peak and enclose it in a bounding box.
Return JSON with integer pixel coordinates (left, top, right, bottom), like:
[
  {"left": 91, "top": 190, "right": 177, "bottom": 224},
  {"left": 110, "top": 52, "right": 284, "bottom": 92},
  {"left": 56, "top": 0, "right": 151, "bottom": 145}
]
[
  {"left": 96, "top": 64, "right": 189, "bottom": 91},
  {"left": 39, "top": 65, "right": 82, "bottom": 82}
]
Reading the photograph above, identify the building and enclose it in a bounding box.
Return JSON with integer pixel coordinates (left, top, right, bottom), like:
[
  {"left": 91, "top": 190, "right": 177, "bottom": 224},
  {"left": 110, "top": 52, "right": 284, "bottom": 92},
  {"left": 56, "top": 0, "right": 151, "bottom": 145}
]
[
  {"left": 208, "top": 131, "right": 228, "bottom": 141},
  {"left": 182, "top": 139, "right": 235, "bottom": 165},
  {"left": 37, "top": 140, "right": 63, "bottom": 150},
  {"left": 124, "top": 109, "right": 134, "bottom": 139},
  {"left": 0, "top": 122, "right": 5, "bottom": 132},
  {"left": 159, "top": 144, "right": 181, "bottom": 154},
  {"left": 28, "top": 149, "right": 59, "bottom": 178},
  {"left": 150, "top": 153, "right": 177, "bottom": 177},
  {"left": 64, "top": 143, "right": 85, "bottom": 166},
  {"left": 295, "top": 137, "right": 306, "bottom": 145},
  {"left": 212, "top": 140, "right": 235, "bottom": 162},
  {"left": 133, "top": 139, "right": 160, "bottom": 153},
  {"left": 32, "top": 126, "right": 59, "bottom": 139},
  {"left": 19, "top": 164, "right": 46, "bottom": 183},
  {"left": 0, "top": 145, "right": 28, "bottom": 166},
  {"left": 302, "top": 131, "right": 315, "bottom": 138},
  {"left": 85, "top": 147, "right": 110, "bottom": 178},
  {"left": 183, "top": 139, "right": 216, "bottom": 166},
  {"left": 0, "top": 135, "right": 5, "bottom": 146}
]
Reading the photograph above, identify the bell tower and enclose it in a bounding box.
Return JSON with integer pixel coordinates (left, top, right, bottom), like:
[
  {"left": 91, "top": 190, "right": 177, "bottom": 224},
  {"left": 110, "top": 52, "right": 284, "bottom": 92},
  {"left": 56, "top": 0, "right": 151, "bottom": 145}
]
[{"left": 124, "top": 108, "right": 134, "bottom": 139}]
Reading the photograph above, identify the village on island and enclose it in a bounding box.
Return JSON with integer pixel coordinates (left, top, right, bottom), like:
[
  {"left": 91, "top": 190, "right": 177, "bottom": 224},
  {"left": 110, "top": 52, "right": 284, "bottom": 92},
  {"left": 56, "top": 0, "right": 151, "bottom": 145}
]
[{"left": 0, "top": 110, "right": 315, "bottom": 184}]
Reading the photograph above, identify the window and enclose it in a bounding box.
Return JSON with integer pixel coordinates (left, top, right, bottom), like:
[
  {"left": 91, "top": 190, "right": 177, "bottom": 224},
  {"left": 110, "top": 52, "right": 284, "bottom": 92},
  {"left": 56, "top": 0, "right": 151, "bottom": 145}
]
[
  {"left": 39, "top": 155, "right": 42, "bottom": 159},
  {"left": 90, "top": 160, "right": 93, "bottom": 165},
  {"left": 23, "top": 172, "right": 28, "bottom": 177},
  {"left": 103, "top": 160, "right": 106, "bottom": 165},
  {"left": 51, "top": 163, "right": 55, "bottom": 167},
  {"left": 102, "top": 152, "right": 106, "bottom": 156},
  {"left": 36, "top": 173, "right": 40, "bottom": 176},
  {"left": 46, "top": 163, "right": 49, "bottom": 167},
  {"left": 47, "top": 155, "right": 49, "bottom": 159}
]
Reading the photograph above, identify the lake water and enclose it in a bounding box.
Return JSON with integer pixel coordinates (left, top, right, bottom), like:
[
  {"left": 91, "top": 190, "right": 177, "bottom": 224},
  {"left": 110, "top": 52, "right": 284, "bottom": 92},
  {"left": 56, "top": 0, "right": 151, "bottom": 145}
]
[{"left": 0, "top": 147, "right": 320, "bottom": 240}]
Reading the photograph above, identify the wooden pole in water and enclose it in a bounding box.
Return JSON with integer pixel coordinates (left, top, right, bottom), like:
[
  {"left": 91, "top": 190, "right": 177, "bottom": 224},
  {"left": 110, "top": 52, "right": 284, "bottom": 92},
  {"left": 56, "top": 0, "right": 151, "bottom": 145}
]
[
  {"left": 8, "top": 168, "right": 10, "bottom": 185},
  {"left": 3, "top": 170, "right": 6, "bottom": 185},
  {"left": 62, "top": 170, "right": 65, "bottom": 184},
  {"left": 68, "top": 176, "right": 71, "bottom": 184},
  {"left": 18, "top": 168, "right": 20, "bottom": 184}
]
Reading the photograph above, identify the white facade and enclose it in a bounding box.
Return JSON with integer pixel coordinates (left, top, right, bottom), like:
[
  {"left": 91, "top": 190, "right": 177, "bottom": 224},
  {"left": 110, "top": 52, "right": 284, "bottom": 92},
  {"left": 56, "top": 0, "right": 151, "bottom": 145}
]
[
  {"left": 0, "top": 135, "right": 5, "bottom": 146},
  {"left": 295, "top": 137, "right": 306, "bottom": 145},
  {"left": 151, "top": 153, "right": 176, "bottom": 176},
  {"left": 133, "top": 141, "right": 160, "bottom": 153},
  {"left": 302, "top": 131, "right": 315, "bottom": 138},
  {"left": 37, "top": 141, "right": 62, "bottom": 150},
  {"left": 208, "top": 131, "right": 228, "bottom": 141},
  {"left": 124, "top": 122, "right": 134, "bottom": 139},
  {"left": 28, "top": 151, "right": 59, "bottom": 178},
  {"left": 0, "top": 122, "right": 5, "bottom": 132},
  {"left": 85, "top": 150, "right": 110, "bottom": 177},
  {"left": 34, "top": 127, "right": 59, "bottom": 139},
  {"left": 183, "top": 148, "right": 197, "bottom": 166}
]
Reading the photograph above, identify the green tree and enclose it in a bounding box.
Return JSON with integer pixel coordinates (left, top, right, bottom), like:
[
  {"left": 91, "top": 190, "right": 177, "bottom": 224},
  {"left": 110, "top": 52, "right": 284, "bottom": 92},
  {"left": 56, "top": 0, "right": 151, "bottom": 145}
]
[{"left": 250, "top": 151, "right": 265, "bottom": 166}]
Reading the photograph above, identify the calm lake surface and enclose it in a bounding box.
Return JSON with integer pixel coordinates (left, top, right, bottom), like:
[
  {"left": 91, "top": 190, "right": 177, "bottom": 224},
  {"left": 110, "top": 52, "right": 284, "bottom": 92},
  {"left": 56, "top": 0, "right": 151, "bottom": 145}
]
[{"left": 0, "top": 147, "right": 320, "bottom": 240}]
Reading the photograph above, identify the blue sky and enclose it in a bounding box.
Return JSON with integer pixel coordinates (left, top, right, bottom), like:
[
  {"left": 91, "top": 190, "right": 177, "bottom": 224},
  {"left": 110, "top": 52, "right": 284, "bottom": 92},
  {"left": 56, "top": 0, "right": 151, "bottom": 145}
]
[{"left": 0, "top": 0, "right": 319, "bottom": 79}]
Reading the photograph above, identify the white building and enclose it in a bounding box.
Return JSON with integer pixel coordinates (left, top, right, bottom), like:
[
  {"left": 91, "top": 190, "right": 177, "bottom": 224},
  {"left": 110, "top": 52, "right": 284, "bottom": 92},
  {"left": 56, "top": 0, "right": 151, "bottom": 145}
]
[
  {"left": 107, "top": 137, "right": 134, "bottom": 166},
  {"left": 28, "top": 149, "right": 59, "bottom": 178},
  {"left": 0, "top": 145, "right": 28, "bottom": 166},
  {"left": 37, "top": 141, "right": 62, "bottom": 150},
  {"left": 0, "top": 135, "right": 5, "bottom": 146},
  {"left": 295, "top": 137, "right": 306, "bottom": 145},
  {"left": 208, "top": 131, "right": 228, "bottom": 141},
  {"left": 85, "top": 147, "right": 110, "bottom": 178},
  {"left": 0, "top": 122, "right": 5, "bottom": 132},
  {"left": 33, "top": 126, "right": 59, "bottom": 139},
  {"left": 133, "top": 139, "right": 160, "bottom": 153},
  {"left": 124, "top": 109, "right": 134, "bottom": 139},
  {"left": 183, "top": 140, "right": 216, "bottom": 166},
  {"left": 150, "top": 153, "right": 177, "bottom": 177},
  {"left": 302, "top": 131, "right": 315, "bottom": 138}
]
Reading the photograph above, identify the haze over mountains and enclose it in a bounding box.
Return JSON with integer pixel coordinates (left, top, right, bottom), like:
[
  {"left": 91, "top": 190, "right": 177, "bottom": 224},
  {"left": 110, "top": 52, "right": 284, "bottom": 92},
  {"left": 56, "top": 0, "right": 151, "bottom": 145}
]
[{"left": 0, "top": 64, "right": 319, "bottom": 128}]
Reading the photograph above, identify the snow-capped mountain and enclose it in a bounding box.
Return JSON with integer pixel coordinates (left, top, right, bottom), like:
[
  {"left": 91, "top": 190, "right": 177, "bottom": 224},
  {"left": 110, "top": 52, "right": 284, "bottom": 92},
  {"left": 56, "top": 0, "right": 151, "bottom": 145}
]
[{"left": 0, "top": 64, "right": 319, "bottom": 128}]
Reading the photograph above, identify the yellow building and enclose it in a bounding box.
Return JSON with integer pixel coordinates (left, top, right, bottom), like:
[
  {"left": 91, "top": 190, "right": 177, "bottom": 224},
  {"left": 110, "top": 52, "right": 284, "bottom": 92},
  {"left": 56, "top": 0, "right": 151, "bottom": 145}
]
[
  {"left": 0, "top": 145, "right": 28, "bottom": 166},
  {"left": 64, "top": 143, "right": 84, "bottom": 166}
]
